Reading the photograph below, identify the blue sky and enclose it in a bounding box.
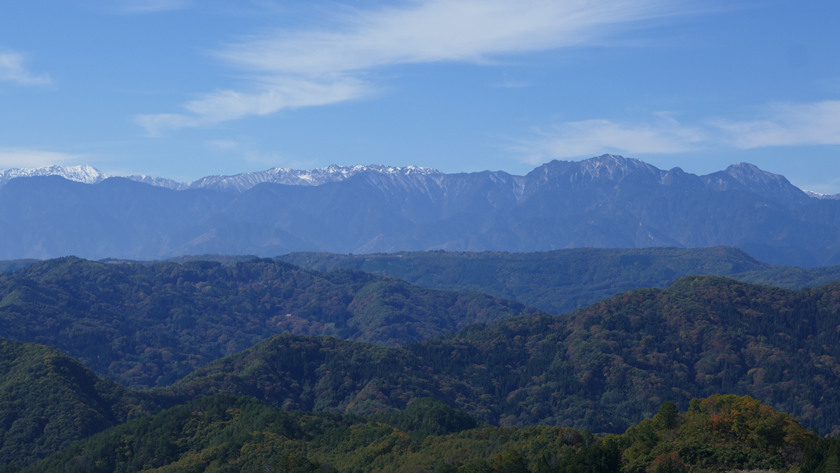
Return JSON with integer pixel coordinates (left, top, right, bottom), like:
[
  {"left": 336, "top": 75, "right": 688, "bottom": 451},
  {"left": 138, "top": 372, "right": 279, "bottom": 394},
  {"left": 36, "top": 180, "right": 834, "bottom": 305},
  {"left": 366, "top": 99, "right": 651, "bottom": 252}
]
[{"left": 1, "top": 0, "right": 839, "bottom": 192}]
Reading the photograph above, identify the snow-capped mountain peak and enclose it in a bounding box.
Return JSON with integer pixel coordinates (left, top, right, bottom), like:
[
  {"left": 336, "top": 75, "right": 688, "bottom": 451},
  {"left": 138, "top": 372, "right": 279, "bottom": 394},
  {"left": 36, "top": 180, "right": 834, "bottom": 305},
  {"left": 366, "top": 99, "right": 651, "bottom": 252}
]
[{"left": 0, "top": 164, "right": 110, "bottom": 188}]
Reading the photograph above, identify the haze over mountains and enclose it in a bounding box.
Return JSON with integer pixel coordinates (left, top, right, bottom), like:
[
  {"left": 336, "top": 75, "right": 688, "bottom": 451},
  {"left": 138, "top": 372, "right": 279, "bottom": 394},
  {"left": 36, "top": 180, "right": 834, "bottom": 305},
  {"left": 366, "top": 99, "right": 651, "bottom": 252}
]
[{"left": 3, "top": 155, "right": 840, "bottom": 266}]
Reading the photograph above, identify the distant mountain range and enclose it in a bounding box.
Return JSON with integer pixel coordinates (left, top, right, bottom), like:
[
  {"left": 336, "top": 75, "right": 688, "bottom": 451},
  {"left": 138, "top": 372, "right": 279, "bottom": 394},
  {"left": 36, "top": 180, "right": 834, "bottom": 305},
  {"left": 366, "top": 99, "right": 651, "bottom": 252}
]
[
  {"left": 0, "top": 163, "right": 439, "bottom": 192},
  {"left": 2, "top": 155, "right": 840, "bottom": 266}
]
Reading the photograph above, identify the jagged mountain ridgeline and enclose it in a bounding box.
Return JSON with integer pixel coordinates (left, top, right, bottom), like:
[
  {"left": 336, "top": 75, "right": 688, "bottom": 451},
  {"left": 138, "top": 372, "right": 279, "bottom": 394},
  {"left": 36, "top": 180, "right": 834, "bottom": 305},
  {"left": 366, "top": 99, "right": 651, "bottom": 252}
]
[{"left": 2, "top": 156, "right": 840, "bottom": 266}]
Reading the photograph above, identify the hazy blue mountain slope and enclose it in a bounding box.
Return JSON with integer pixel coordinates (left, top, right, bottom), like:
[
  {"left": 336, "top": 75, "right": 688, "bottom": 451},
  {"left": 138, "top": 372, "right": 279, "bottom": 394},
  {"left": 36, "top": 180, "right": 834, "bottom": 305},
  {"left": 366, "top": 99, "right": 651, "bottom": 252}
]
[
  {"left": 0, "top": 177, "right": 229, "bottom": 260},
  {"left": 280, "top": 247, "right": 840, "bottom": 314}
]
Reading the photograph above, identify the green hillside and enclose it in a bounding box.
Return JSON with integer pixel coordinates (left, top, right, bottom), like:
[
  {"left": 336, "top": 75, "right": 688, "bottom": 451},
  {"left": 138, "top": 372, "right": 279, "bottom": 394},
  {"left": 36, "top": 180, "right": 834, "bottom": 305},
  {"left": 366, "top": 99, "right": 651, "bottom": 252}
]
[
  {"left": 0, "top": 339, "right": 164, "bottom": 469},
  {"left": 6, "top": 267, "right": 840, "bottom": 469},
  {"left": 279, "top": 247, "right": 840, "bottom": 314},
  {"left": 25, "top": 394, "right": 814, "bottom": 473},
  {"left": 163, "top": 276, "right": 840, "bottom": 434},
  {"left": 0, "top": 257, "right": 539, "bottom": 388},
  {"left": 6, "top": 272, "right": 840, "bottom": 468}
]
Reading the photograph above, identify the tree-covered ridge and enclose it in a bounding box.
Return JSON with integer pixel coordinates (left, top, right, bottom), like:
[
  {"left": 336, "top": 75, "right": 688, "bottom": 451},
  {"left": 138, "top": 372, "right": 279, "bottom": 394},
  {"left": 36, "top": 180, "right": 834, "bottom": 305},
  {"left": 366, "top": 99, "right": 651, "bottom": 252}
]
[
  {"left": 280, "top": 246, "right": 840, "bottom": 314},
  {"left": 0, "top": 257, "right": 539, "bottom": 388},
  {"left": 156, "top": 276, "right": 840, "bottom": 435},
  {"left": 0, "top": 339, "right": 164, "bottom": 469},
  {"left": 25, "top": 394, "right": 815, "bottom": 473}
]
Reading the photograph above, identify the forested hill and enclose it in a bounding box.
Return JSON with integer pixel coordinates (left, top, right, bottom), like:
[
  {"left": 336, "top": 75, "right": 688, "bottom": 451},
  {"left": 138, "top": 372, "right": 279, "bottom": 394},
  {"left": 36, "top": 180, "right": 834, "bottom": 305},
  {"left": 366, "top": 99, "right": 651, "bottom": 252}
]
[
  {"left": 0, "top": 338, "right": 165, "bottom": 468},
  {"left": 25, "top": 393, "right": 816, "bottom": 473},
  {"left": 0, "top": 257, "right": 540, "bottom": 389},
  {"left": 6, "top": 245, "right": 840, "bottom": 316},
  {"left": 1, "top": 336, "right": 820, "bottom": 472},
  {"left": 6, "top": 274, "right": 840, "bottom": 469},
  {"left": 162, "top": 275, "right": 840, "bottom": 435},
  {"left": 280, "top": 246, "right": 840, "bottom": 314}
]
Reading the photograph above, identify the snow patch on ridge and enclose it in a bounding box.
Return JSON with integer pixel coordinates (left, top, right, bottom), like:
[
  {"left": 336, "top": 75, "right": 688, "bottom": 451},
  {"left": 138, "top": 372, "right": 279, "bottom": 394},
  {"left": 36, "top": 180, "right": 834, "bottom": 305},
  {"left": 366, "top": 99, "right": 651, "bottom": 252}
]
[
  {"left": 0, "top": 163, "right": 442, "bottom": 193},
  {"left": 163, "top": 164, "right": 443, "bottom": 193},
  {"left": 804, "top": 190, "right": 840, "bottom": 200}
]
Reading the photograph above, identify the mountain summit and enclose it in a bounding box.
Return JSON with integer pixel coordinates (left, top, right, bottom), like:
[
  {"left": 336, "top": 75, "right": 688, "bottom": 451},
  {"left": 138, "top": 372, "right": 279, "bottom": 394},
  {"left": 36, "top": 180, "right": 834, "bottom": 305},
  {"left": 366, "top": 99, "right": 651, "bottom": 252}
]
[{"left": 0, "top": 156, "right": 837, "bottom": 266}]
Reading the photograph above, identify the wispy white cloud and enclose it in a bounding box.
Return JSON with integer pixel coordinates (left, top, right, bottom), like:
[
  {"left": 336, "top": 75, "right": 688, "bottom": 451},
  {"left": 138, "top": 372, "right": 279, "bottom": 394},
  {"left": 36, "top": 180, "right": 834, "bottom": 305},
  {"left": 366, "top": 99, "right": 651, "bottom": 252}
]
[
  {"left": 217, "top": 0, "right": 690, "bottom": 74},
  {"left": 715, "top": 100, "right": 840, "bottom": 149},
  {"left": 137, "top": 76, "right": 369, "bottom": 135},
  {"left": 514, "top": 114, "right": 707, "bottom": 163},
  {"left": 515, "top": 100, "right": 840, "bottom": 162},
  {"left": 0, "top": 50, "right": 51, "bottom": 86},
  {"left": 138, "top": 0, "right": 696, "bottom": 134},
  {"left": 111, "top": 0, "right": 192, "bottom": 14},
  {"left": 0, "top": 148, "right": 81, "bottom": 168}
]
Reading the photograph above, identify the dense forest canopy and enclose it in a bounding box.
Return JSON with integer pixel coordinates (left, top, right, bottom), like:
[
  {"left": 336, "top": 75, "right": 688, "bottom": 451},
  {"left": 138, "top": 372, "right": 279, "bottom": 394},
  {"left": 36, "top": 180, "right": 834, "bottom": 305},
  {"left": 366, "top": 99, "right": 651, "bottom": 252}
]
[
  {"left": 22, "top": 394, "right": 817, "bottom": 473},
  {"left": 0, "top": 257, "right": 538, "bottom": 388},
  {"left": 4, "top": 254, "right": 840, "bottom": 471}
]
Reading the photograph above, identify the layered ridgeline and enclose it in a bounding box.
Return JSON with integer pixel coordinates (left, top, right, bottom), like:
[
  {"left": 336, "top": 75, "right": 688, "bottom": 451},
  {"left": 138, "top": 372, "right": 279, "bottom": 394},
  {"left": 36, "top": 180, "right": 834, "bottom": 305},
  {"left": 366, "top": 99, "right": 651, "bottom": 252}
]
[
  {"left": 160, "top": 276, "right": 840, "bottom": 435},
  {"left": 7, "top": 245, "right": 840, "bottom": 316},
  {"left": 5, "top": 258, "right": 840, "bottom": 434},
  {"left": 0, "top": 257, "right": 539, "bottom": 389},
  {"left": 3, "top": 156, "right": 840, "bottom": 266},
  {"left": 24, "top": 394, "right": 817, "bottom": 473},
  {"left": 281, "top": 246, "right": 840, "bottom": 314},
  {"left": 6, "top": 275, "right": 840, "bottom": 469}
]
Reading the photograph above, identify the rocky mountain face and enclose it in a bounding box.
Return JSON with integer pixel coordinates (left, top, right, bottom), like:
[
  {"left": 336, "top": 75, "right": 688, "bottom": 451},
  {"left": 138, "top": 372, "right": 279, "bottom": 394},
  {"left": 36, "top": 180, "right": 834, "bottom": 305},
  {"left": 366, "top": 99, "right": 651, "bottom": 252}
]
[{"left": 0, "top": 155, "right": 837, "bottom": 266}]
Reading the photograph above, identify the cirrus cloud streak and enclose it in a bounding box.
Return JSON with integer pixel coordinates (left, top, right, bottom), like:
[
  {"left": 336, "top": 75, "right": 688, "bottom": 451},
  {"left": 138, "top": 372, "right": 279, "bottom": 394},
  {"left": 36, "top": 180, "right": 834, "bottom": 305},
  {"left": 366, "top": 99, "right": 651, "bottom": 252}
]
[
  {"left": 137, "top": 0, "right": 696, "bottom": 135},
  {"left": 0, "top": 148, "right": 82, "bottom": 168},
  {"left": 516, "top": 100, "right": 840, "bottom": 163},
  {"left": 0, "top": 50, "right": 51, "bottom": 86}
]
